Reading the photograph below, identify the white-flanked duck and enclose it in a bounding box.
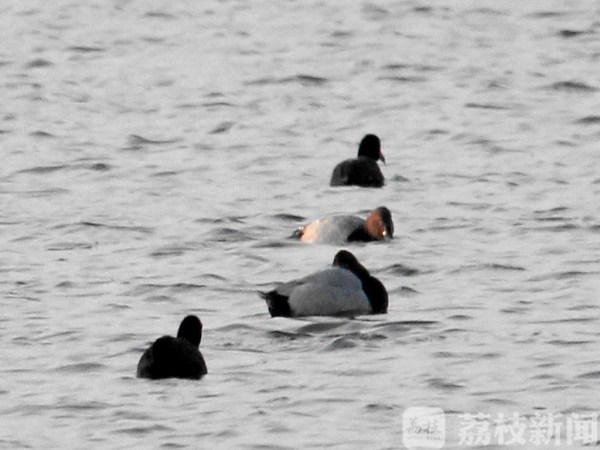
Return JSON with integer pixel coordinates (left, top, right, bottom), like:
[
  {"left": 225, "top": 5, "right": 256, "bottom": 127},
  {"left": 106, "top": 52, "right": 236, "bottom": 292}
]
[
  {"left": 293, "top": 206, "right": 394, "bottom": 244},
  {"left": 260, "top": 250, "right": 388, "bottom": 317},
  {"left": 330, "top": 134, "right": 385, "bottom": 187},
  {"left": 137, "top": 315, "right": 207, "bottom": 380}
]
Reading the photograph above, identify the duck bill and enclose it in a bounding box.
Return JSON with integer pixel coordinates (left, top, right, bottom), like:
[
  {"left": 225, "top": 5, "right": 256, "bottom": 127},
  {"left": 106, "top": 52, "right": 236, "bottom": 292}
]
[{"left": 380, "top": 152, "right": 386, "bottom": 164}]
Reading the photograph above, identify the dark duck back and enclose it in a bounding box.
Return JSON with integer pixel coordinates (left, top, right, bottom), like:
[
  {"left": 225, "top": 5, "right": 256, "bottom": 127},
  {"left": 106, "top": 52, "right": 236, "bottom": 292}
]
[
  {"left": 137, "top": 315, "right": 207, "bottom": 380},
  {"left": 330, "top": 134, "right": 385, "bottom": 188}
]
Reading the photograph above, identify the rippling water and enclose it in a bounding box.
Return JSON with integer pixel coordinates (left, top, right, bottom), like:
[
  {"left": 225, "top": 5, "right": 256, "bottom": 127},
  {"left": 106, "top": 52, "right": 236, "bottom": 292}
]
[{"left": 2, "top": 0, "right": 600, "bottom": 448}]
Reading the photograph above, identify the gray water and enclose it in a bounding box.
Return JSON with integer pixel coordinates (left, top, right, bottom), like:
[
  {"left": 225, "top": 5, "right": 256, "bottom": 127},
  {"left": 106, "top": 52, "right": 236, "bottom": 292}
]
[{"left": 1, "top": 1, "right": 600, "bottom": 448}]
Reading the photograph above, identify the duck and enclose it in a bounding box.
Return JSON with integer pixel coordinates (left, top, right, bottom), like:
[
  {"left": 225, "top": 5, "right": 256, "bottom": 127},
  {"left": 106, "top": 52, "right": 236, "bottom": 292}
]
[
  {"left": 260, "top": 250, "right": 388, "bottom": 317},
  {"left": 293, "top": 206, "right": 394, "bottom": 244},
  {"left": 330, "top": 134, "right": 385, "bottom": 187},
  {"left": 137, "top": 315, "right": 207, "bottom": 380}
]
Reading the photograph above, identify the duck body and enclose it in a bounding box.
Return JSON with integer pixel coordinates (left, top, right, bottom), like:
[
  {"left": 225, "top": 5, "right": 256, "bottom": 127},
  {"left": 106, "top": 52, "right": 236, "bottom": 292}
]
[
  {"left": 261, "top": 250, "right": 388, "bottom": 318},
  {"left": 262, "top": 267, "right": 372, "bottom": 317},
  {"left": 137, "top": 315, "right": 207, "bottom": 380},
  {"left": 295, "top": 215, "right": 365, "bottom": 244},
  {"left": 330, "top": 156, "right": 385, "bottom": 188},
  {"left": 294, "top": 207, "right": 394, "bottom": 244},
  {"left": 330, "top": 134, "right": 385, "bottom": 188}
]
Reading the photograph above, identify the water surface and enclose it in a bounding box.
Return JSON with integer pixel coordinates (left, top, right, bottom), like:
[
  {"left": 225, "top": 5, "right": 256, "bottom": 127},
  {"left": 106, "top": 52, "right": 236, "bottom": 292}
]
[{"left": 1, "top": 0, "right": 599, "bottom": 448}]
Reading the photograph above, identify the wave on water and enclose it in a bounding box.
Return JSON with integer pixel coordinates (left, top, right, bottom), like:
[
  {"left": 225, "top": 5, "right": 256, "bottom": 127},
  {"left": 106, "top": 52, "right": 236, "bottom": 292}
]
[
  {"left": 209, "top": 121, "right": 235, "bottom": 134},
  {"left": 244, "top": 74, "right": 329, "bottom": 87},
  {"left": 24, "top": 58, "right": 52, "bottom": 68},
  {"left": 122, "top": 134, "right": 182, "bottom": 151},
  {"left": 54, "top": 362, "right": 106, "bottom": 373},
  {"left": 449, "top": 263, "right": 526, "bottom": 274},
  {"left": 558, "top": 29, "right": 589, "bottom": 38},
  {"left": 54, "top": 221, "right": 153, "bottom": 234},
  {"left": 66, "top": 46, "right": 105, "bottom": 53},
  {"left": 546, "top": 80, "right": 598, "bottom": 92},
  {"left": 575, "top": 115, "right": 600, "bottom": 125}
]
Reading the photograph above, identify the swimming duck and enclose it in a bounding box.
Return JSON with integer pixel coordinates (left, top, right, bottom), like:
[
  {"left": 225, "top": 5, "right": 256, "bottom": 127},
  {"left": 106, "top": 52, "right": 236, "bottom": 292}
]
[
  {"left": 330, "top": 134, "right": 385, "bottom": 187},
  {"left": 137, "top": 315, "right": 207, "bottom": 380},
  {"left": 293, "top": 206, "right": 394, "bottom": 244},
  {"left": 260, "top": 250, "right": 388, "bottom": 317}
]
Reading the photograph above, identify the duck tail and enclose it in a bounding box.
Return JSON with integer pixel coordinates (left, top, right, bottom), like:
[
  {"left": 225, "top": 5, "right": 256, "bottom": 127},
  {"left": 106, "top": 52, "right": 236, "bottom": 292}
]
[
  {"left": 259, "top": 290, "right": 292, "bottom": 317},
  {"left": 290, "top": 227, "right": 304, "bottom": 240}
]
